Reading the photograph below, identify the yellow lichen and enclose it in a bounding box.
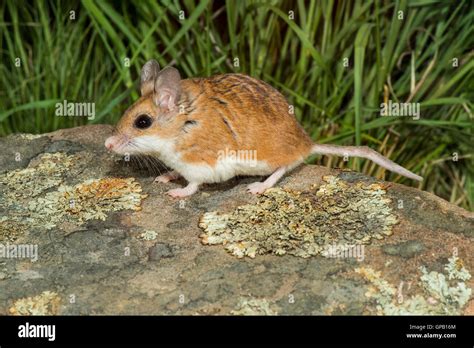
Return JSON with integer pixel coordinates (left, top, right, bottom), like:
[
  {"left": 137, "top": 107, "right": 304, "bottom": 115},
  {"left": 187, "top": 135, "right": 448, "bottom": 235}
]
[
  {"left": 27, "top": 177, "right": 147, "bottom": 228},
  {"left": 0, "top": 152, "right": 148, "bottom": 230},
  {"left": 199, "top": 176, "right": 398, "bottom": 258},
  {"left": 0, "top": 218, "right": 28, "bottom": 243},
  {"left": 9, "top": 291, "right": 61, "bottom": 315}
]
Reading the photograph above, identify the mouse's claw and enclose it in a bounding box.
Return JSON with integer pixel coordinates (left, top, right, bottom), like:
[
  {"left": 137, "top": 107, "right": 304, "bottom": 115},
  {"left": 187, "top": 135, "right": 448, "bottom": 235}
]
[{"left": 246, "top": 182, "right": 268, "bottom": 195}]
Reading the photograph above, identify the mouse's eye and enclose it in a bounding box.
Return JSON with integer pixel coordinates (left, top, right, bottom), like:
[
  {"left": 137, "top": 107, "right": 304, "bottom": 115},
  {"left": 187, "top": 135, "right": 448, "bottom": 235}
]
[{"left": 134, "top": 114, "right": 153, "bottom": 129}]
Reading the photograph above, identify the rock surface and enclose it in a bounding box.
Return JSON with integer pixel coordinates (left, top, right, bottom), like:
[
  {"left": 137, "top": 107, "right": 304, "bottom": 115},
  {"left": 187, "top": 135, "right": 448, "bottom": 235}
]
[{"left": 0, "top": 125, "right": 472, "bottom": 315}]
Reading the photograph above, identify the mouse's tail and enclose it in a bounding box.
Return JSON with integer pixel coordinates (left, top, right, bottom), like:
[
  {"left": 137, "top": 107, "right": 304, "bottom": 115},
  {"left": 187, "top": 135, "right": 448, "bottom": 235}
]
[{"left": 311, "top": 144, "right": 423, "bottom": 181}]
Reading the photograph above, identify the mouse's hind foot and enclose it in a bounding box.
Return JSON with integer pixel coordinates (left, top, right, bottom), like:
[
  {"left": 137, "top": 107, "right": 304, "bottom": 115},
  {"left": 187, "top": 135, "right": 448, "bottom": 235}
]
[{"left": 246, "top": 167, "right": 287, "bottom": 194}]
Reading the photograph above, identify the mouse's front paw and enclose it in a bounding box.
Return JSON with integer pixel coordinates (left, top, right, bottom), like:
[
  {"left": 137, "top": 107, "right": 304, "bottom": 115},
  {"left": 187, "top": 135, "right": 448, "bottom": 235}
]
[
  {"left": 166, "top": 188, "right": 186, "bottom": 198},
  {"left": 166, "top": 183, "right": 199, "bottom": 198}
]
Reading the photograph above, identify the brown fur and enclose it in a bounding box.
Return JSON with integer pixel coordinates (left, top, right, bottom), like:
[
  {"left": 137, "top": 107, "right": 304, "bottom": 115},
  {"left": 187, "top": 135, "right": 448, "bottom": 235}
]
[{"left": 114, "top": 73, "right": 314, "bottom": 170}]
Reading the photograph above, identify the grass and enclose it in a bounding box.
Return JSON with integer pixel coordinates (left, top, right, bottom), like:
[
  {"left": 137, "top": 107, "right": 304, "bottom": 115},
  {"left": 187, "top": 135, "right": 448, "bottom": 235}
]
[{"left": 0, "top": 0, "right": 473, "bottom": 210}]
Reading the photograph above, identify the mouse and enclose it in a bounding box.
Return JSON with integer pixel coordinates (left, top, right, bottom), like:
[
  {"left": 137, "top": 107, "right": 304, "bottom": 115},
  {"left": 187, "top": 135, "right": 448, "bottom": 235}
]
[{"left": 105, "top": 59, "right": 423, "bottom": 198}]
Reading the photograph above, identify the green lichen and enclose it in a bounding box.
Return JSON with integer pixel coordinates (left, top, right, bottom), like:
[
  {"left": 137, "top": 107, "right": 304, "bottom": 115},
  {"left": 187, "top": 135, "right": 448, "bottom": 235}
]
[
  {"left": 199, "top": 176, "right": 398, "bottom": 258},
  {"left": 9, "top": 291, "right": 61, "bottom": 315},
  {"left": 356, "top": 256, "right": 472, "bottom": 315},
  {"left": 139, "top": 230, "right": 158, "bottom": 241},
  {"left": 0, "top": 152, "right": 75, "bottom": 198},
  {"left": 0, "top": 152, "right": 147, "bottom": 231},
  {"left": 230, "top": 297, "right": 278, "bottom": 315},
  {"left": 24, "top": 177, "right": 146, "bottom": 229},
  {"left": 444, "top": 255, "right": 471, "bottom": 281},
  {"left": 16, "top": 133, "right": 46, "bottom": 140}
]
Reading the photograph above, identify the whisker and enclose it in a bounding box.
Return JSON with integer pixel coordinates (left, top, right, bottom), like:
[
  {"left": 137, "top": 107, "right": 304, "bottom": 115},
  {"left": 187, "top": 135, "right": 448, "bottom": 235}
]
[{"left": 125, "top": 141, "right": 167, "bottom": 178}]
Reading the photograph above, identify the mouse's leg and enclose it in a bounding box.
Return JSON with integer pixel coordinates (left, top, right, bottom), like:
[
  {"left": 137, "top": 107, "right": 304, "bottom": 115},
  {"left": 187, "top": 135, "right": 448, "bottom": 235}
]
[
  {"left": 247, "top": 167, "right": 287, "bottom": 194},
  {"left": 154, "top": 170, "right": 181, "bottom": 183},
  {"left": 166, "top": 182, "right": 199, "bottom": 198}
]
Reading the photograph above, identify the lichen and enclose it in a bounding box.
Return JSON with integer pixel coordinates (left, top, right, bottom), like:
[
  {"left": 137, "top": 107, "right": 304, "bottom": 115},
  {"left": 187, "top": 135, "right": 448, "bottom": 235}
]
[
  {"left": 0, "top": 152, "right": 148, "bottom": 231},
  {"left": 419, "top": 272, "right": 470, "bottom": 311},
  {"left": 355, "top": 256, "right": 472, "bottom": 315},
  {"left": 0, "top": 218, "right": 28, "bottom": 243},
  {"left": 230, "top": 297, "right": 278, "bottom": 315},
  {"left": 0, "top": 152, "right": 74, "bottom": 198},
  {"left": 9, "top": 291, "right": 61, "bottom": 315},
  {"left": 199, "top": 176, "right": 398, "bottom": 258},
  {"left": 444, "top": 255, "right": 471, "bottom": 281},
  {"left": 26, "top": 177, "right": 147, "bottom": 229},
  {"left": 16, "top": 133, "right": 45, "bottom": 140},
  {"left": 322, "top": 301, "right": 348, "bottom": 315},
  {"left": 139, "top": 230, "right": 158, "bottom": 241}
]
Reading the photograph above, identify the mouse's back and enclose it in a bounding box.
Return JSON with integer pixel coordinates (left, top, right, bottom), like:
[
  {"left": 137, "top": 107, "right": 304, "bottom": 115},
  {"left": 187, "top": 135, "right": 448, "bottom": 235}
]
[{"left": 176, "top": 73, "right": 313, "bottom": 171}]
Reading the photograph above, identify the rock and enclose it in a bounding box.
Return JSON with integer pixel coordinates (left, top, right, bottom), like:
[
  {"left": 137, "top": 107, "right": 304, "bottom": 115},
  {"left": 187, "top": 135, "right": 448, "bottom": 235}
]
[
  {"left": 0, "top": 125, "right": 472, "bottom": 315},
  {"left": 44, "top": 139, "right": 85, "bottom": 154},
  {"left": 382, "top": 240, "right": 425, "bottom": 258},
  {"left": 149, "top": 243, "right": 174, "bottom": 261}
]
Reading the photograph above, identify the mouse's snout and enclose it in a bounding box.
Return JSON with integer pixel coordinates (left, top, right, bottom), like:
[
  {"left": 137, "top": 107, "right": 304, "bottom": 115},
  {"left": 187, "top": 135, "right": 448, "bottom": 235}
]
[
  {"left": 105, "top": 133, "right": 133, "bottom": 155},
  {"left": 105, "top": 135, "right": 120, "bottom": 151}
]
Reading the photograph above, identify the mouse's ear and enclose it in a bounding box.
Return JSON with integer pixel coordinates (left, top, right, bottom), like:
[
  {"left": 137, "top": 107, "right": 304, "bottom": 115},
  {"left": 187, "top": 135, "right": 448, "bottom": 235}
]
[
  {"left": 153, "top": 66, "right": 181, "bottom": 111},
  {"left": 140, "top": 59, "right": 160, "bottom": 96}
]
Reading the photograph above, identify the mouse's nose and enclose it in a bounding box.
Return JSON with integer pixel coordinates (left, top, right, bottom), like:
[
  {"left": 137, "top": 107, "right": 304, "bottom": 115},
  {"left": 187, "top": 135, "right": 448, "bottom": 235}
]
[{"left": 104, "top": 136, "right": 116, "bottom": 150}]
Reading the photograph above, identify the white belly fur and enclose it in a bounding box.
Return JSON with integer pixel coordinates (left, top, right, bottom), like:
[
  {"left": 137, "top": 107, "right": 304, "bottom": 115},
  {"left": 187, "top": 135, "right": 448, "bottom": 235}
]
[{"left": 132, "top": 135, "right": 273, "bottom": 184}]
